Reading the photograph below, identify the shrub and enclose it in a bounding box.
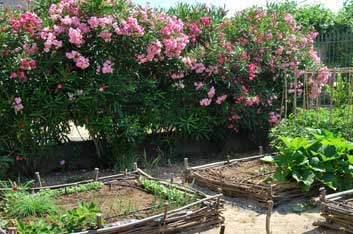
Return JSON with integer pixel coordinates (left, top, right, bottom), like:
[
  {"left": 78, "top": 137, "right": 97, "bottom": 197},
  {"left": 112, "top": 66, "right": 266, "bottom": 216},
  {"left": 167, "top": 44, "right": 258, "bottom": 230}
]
[{"left": 0, "top": 0, "right": 324, "bottom": 177}]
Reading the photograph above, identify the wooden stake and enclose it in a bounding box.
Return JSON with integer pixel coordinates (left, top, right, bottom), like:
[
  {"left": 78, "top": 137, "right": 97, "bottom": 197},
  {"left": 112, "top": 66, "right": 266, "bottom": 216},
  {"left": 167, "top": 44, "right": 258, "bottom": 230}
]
[
  {"left": 124, "top": 169, "right": 128, "bottom": 176},
  {"left": 340, "top": 227, "right": 346, "bottom": 234},
  {"left": 133, "top": 162, "right": 138, "bottom": 171},
  {"left": 220, "top": 224, "right": 226, "bottom": 234},
  {"left": 161, "top": 201, "right": 169, "bottom": 234},
  {"left": 96, "top": 213, "right": 103, "bottom": 229},
  {"left": 319, "top": 187, "right": 326, "bottom": 201},
  {"left": 226, "top": 155, "right": 230, "bottom": 164},
  {"left": 184, "top": 158, "right": 189, "bottom": 170},
  {"left": 94, "top": 168, "right": 99, "bottom": 181},
  {"left": 259, "top": 146, "right": 263, "bottom": 156},
  {"left": 266, "top": 200, "right": 273, "bottom": 234},
  {"left": 35, "top": 172, "right": 42, "bottom": 188},
  {"left": 170, "top": 173, "right": 174, "bottom": 184},
  {"left": 7, "top": 227, "right": 17, "bottom": 234},
  {"left": 217, "top": 188, "right": 223, "bottom": 209}
]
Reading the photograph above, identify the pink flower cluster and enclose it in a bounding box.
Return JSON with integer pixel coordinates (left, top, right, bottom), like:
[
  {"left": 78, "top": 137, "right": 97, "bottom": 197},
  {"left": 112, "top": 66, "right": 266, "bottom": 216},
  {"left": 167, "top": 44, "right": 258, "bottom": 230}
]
[
  {"left": 113, "top": 17, "right": 144, "bottom": 36},
  {"left": 216, "top": 94, "right": 228, "bottom": 104},
  {"left": 268, "top": 112, "right": 281, "bottom": 126},
  {"left": 9, "top": 12, "right": 41, "bottom": 35},
  {"left": 171, "top": 72, "right": 185, "bottom": 80},
  {"left": 309, "top": 67, "right": 330, "bottom": 99},
  {"left": 66, "top": 50, "right": 90, "bottom": 69},
  {"left": 137, "top": 40, "right": 162, "bottom": 64},
  {"left": 200, "top": 98, "right": 212, "bottom": 106},
  {"left": 101, "top": 60, "right": 114, "bottom": 74},
  {"left": 247, "top": 63, "right": 256, "bottom": 80},
  {"left": 68, "top": 27, "right": 84, "bottom": 47},
  {"left": 13, "top": 97, "right": 24, "bottom": 112}
]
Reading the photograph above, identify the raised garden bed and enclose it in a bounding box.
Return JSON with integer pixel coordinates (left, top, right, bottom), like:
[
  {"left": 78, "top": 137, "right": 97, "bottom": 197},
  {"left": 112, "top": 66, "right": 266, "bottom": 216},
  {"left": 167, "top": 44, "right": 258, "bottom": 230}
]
[
  {"left": 315, "top": 188, "right": 353, "bottom": 233},
  {"left": 0, "top": 167, "right": 224, "bottom": 234},
  {"left": 184, "top": 154, "right": 318, "bottom": 206}
]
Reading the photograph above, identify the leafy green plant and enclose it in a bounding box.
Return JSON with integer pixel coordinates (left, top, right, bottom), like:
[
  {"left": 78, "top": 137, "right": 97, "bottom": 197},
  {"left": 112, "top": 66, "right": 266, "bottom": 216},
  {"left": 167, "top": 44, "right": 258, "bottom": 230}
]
[
  {"left": 17, "top": 202, "right": 101, "bottom": 234},
  {"left": 270, "top": 107, "right": 353, "bottom": 145},
  {"left": 2, "top": 190, "right": 58, "bottom": 218},
  {"left": 39, "top": 181, "right": 103, "bottom": 197},
  {"left": 140, "top": 178, "right": 197, "bottom": 205},
  {"left": 264, "top": 130, "right": 353, "bottom": 191}
]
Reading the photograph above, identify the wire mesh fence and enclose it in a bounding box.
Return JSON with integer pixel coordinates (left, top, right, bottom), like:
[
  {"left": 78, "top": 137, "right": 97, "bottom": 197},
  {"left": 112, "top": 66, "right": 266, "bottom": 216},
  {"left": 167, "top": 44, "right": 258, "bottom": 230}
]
[{"left": 315, "top": 30, "right": 353, "bottom": 67}]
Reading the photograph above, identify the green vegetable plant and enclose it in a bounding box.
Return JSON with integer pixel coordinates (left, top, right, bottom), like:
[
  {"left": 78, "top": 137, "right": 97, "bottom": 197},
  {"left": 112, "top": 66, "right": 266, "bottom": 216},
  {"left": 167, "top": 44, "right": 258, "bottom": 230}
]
[
  {"left": 1, "top": 190, "right": 58, "bottom": 218},
  {"left": 264, "top": 130, "right": 353, "bottom": 191},
  {"left": 140, "top": 178, "right": 197, "bottom": 205},
  {"left": 17, "top": 201, "right": 101, "bottom": 234}
]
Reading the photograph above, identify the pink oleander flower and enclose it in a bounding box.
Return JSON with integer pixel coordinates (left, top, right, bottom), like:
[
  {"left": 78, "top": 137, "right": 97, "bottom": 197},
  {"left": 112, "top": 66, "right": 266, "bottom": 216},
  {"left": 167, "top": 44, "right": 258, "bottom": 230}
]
[
  {"left": 75, "top": 56, "right": 90, "bottom": 69},
  {"left": 194, "top": 82, "right": 204, "bottom": 90},
  {"left": 200, "top": 16, "right": 212, "bottom": 25},
  {"left": 10, "top": 72, "right": 17, "bottom": 78},
  {"left": 216, "top": 94, "right": 228, "bottom": 104},
  {"left": 99, "top": 31, "right": 112, "bottom": 42},
  {"left": 13, "top": 97, "right": 24, "bottom": 112},
  {"left": 182, "top": 56, "right": 194, "bottom": 67},
  {"left": 102, "top": 60, "right": 114, "bottom": 74},
  {"left": 247, "top": 63, "right": 257, "bottom": 80},
  {"left": 192, "top": 63, "right": 206, "bottom": 74},
  {"left": 88, "top": 16, "right": 100, "bottom": 29},
  {"left": 200, "top": 98, "right": 212, "bottom": 106},
  {"left": 218, "top": 53, "right": 225, "bottom": 64},
  {"left": 68, "top": 27, "right": 84, "bottom": 47},
  {"left": 207, "top": 86, "right": 215, "bottom": 98},
  {"left": 171, "top": 72, "right": 184, "bottom": 80},
  {"left": 269, "top": 112, "right": 281, "bottom": 126}
]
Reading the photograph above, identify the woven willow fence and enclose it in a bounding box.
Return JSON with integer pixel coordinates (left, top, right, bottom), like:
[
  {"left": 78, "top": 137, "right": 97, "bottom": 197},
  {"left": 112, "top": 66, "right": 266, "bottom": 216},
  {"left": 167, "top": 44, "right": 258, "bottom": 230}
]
[{"left": 283, "top": 67, "right": 353, "bottom": 138}]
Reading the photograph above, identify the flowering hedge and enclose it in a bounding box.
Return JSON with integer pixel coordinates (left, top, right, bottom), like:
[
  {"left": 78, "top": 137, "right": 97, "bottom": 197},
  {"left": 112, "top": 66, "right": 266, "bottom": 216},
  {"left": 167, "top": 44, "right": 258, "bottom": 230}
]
[{"left": 0, "top": 0, "right": 326, "bottom": 177}]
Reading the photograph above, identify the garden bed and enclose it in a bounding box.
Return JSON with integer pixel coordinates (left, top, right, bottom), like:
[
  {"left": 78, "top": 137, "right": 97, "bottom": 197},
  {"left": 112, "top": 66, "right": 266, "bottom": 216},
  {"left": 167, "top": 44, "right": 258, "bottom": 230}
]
[
  {"left": 316, "top": 189, "right": 353, "bottom": 233},
  {"left": 1, "top": 168, "right": 224, "bottom": 234},
  {"left": 184, "top": 155, "right": 318, "bottom": 206}
]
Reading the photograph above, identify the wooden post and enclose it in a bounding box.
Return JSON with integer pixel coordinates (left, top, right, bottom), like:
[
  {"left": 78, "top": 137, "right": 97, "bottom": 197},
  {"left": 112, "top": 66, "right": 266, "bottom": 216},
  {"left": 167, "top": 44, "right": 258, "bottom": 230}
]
[
  {"left": 133, "top": 162, "right": 138, "bottom": 171},
  {"left": 259, "top": 146, "right": 263, "bottom": 156},
  {"left": 170, "top": 173, "right": 174, "bottom": 184},
  {"left": 319, "top": 187, "right": 326, "bottom": 201},
  {"left": 35, "top": 172, "right": 42, "bottom": 188},
  {"left": 96, "top": 213, "right": 103, "bottom": 229},
  {"left": 266, "top": 200, "right": 273, "bottom": 234},
  {"left": 217, "top": 187, "right": 223, "bottom": 209},
  {"left": 340, "top": 227, "right": 346, "bottom": 234},
  {"left": 184, "top": 158, "right": 189, "bottom": 170},
  {"left": 7, "top": 227, "right": 17, "bottom": 234},
  {"left": 124, "top": 169, "right": 128, "bottom": 176},
  {"left": 293, "top": 69, "right": 298, "bottom": 115},
  {"left": 161, "top": 201, "right": 169, "bottom": 234},
  {"left": 94, "top": 168, "right": 99, "bottom": 181},
  {"left": 220, "top": 224, "right": 226, "bottom": 234},
  {"left": 226, "top": 155, "right": 230, "bottom": 164}
]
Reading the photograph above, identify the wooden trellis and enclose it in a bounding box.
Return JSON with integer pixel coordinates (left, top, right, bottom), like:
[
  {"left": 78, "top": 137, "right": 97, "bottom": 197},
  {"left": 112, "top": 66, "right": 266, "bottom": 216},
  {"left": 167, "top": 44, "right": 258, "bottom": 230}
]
[{"left": 284, "top": 67, "right": 353, "bottom": 138}]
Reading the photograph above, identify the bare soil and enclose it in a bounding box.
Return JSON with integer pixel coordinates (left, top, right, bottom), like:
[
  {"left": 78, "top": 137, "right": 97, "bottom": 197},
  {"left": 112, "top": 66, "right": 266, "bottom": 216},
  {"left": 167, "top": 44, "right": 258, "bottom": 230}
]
[
  {"left": 55, "top": 182, "right": 165, "bottom": 221},
  {"left": 198, "top": 160, "right": 275, "bottom": 185}
]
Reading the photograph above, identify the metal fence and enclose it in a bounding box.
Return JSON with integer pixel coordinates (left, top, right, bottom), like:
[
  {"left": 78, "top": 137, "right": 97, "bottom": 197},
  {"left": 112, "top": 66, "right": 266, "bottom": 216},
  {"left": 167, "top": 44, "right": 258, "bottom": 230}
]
[{"left": 315, "top": 29, "right": 353, "bottom": 67}]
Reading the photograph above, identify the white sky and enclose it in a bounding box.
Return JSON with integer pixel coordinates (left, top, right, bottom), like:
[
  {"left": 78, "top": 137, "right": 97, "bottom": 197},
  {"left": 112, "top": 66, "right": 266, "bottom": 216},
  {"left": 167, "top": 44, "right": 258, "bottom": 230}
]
[{"left": 133, "top": 0, "right": 345, "bottom": 13}]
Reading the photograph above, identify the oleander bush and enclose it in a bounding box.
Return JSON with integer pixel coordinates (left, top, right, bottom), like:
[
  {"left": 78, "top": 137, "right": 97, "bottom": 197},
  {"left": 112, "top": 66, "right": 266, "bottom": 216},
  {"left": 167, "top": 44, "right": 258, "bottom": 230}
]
[{"left": 0, "top": 0, "right": 326, "bottom": 177}]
